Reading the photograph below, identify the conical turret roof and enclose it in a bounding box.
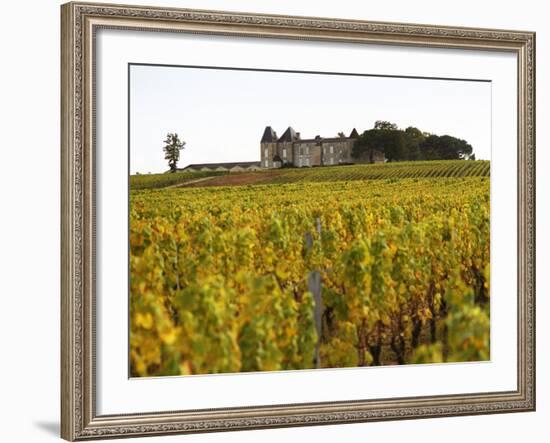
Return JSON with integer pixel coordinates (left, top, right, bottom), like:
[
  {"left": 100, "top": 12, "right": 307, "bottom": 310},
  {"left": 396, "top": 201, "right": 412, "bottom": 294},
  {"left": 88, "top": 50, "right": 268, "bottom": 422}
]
[{"left": 261, "top": 126, "right": 278, "bottom": 143}]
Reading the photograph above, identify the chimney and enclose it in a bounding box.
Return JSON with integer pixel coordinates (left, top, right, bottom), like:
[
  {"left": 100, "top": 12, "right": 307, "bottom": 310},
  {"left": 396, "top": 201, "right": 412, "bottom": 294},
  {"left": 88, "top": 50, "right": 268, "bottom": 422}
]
[{"left": 296, "top": 132, "right": 301, "bottom": 140}]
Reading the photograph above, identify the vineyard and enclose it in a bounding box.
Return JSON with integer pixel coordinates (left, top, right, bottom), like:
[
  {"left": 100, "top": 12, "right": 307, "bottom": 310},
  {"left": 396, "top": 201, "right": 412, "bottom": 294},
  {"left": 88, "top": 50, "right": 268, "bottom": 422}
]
[
  {"left": 130, "top": 162, "right": 490, "bottom": 377},
  {"left": 265, "top": 159, "right": 490, "bottom": 183},
  {"left": 130, "top": 159, "right": 490, "bottom": 190},
  {"left": 130, "top": 170, "right": 227, "bottom": 190}
]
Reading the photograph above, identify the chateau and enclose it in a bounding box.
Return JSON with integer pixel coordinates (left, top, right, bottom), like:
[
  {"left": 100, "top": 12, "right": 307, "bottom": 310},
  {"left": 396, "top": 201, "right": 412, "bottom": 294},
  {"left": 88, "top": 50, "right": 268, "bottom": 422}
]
[
  {"left": 179, "top": 126, "right": 384, "bottom": 173},
  {"left": 260, "top": 126, "right": 384, "bottom": 169}
]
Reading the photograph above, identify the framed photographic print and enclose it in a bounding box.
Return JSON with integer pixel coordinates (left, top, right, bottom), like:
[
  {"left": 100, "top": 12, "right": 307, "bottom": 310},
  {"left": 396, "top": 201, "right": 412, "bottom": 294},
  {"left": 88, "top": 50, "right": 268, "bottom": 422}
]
[{"left": 61, "top": 1, "right": 536, "bottom": 440}]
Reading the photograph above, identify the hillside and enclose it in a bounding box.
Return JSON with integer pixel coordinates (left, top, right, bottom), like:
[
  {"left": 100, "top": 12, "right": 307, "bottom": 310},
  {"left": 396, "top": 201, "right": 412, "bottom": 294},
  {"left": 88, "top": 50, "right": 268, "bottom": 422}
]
[{"left": 130, "top": 160, "right": 490, "bottom": 190}]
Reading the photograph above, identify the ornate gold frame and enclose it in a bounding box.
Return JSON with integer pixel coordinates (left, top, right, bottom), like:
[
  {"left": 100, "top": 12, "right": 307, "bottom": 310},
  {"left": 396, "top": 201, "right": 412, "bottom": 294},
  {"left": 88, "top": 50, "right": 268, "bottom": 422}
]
[{"left": 61, "top": 2, "right": 536, "bottom": 440}]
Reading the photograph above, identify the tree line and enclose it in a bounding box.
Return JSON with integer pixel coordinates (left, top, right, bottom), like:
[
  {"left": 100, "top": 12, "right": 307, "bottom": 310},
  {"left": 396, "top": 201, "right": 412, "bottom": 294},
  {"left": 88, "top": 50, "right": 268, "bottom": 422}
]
[{"left": 352, "top": 121, "right": 475, "bottom": 162}]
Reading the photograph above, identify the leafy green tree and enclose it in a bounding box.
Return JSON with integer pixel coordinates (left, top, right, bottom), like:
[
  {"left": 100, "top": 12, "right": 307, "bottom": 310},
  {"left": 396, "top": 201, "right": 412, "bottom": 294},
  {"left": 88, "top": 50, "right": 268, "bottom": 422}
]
[
  {"left": 352, "top": 130, "right": 375, "bottom": 160},
  {"left": 403, "top": 126, "right": 426, "bottom": 160},
  {"left": 420, "top": 135, "right": 473, "bottom": 160},
  {"left": 374, "top": 120, "right": 398, "bottom": 131},
  {"left": 419, "top": 135, "right": 440, "bottom": 160},
  {"left": 353, "top": 121, "right": 475, "bottom": 162},
  {"left": 439, "top": 135, "right": 473, "bottom": 160},
  {"left": 353, "top": 122, "right": 405, "bottom": 162},
  {"left": 163, "top": 133, "right": 186, "bottom": 173},
  {"left": 379, "top": 129, "right": 405, "bottom": 162}
]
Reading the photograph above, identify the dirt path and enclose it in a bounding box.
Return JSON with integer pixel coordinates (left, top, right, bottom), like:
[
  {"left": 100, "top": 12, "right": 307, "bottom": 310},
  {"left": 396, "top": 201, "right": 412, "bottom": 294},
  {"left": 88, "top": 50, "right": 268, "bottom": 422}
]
[
  {"left": 183, "top": 171, "right": 284, "bottom": 188},
  {"left": 166, "top": 176, "right": 218, "bottom": 188}
]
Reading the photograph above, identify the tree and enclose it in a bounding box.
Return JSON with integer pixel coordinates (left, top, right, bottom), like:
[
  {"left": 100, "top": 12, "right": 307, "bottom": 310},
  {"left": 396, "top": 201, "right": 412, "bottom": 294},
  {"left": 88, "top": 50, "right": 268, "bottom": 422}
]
[
  {"left": 352, "top": 130, "right": 376, "bottom": 160},
  {"left": 379, "top": 129, "right": 405, "bottom": 162},
  {"left": 352, "top": 121, "right": 476, "bottom": 163},
  {"left": 403, "top": 126, "right": 426, "bottom": 161},
  {"left": 419, "top": 134, "right": 473, "bottom": 160},
  {"left": 419, "top": 135, "right": 440, "bottom": 160},
  {"left": 374, "top": 120, "right": 398, "bottom": 131},
  {"left": 353, "top": 122, "right": 405, "bottom": 162},
  {"left": 163, "top": 133, "right": 185, "bottom": 173}
]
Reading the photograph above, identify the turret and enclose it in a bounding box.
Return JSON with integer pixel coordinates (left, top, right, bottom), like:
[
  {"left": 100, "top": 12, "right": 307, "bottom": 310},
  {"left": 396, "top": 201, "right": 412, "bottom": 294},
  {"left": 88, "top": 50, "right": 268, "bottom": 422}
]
[{"left": 260, "top": 126, "right": 279, "bottom": 168}]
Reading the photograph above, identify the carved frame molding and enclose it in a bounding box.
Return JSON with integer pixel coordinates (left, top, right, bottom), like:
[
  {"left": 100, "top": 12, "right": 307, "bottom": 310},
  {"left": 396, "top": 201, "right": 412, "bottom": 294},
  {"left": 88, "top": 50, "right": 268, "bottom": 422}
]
[{"left": 61, "top": 2, "right": 535, "bottom": 440}]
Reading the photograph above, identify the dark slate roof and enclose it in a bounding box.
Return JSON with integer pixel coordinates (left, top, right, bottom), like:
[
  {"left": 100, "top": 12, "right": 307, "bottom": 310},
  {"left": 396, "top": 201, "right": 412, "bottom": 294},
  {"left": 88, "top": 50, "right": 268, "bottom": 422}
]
[
  {"left": 295, "top": 137, "right": 353, "bottom": 143},
  {"left": 278, "top": 126, "right": 298, "bottom": 142},
  {"left": 349, "top": 128, "right": 360, "bottom": 138},
  {"left": 261, "top": 126, "right": 278, "bottom": 143},
  {"left": 179, "top": 161, "right": 261, "bottom": 170},
  {"left": 294, "top": 138, "right": 323, "bottom": 143}
]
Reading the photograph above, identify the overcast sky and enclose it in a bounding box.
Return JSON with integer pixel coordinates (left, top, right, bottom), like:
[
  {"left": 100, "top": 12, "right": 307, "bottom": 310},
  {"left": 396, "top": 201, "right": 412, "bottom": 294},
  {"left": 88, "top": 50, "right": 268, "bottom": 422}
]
[{"left": 130, "top": 65, "right": 491, "bottom": 174}]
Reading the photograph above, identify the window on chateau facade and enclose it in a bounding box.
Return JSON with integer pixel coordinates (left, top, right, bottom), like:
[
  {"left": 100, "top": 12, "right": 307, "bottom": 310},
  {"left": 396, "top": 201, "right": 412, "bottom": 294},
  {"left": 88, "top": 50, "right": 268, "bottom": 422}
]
[{"left": 283, "top": 148, "right": 287, "bottom": 158}]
